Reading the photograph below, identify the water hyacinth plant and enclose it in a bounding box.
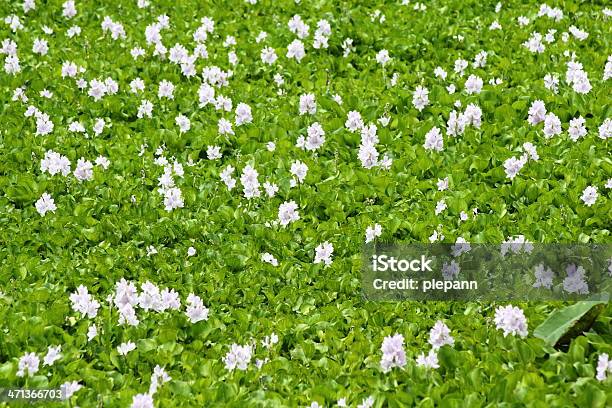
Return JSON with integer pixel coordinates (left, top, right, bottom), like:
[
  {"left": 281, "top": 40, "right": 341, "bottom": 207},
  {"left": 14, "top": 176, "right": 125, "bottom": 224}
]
[{"left": 0, "top": 0, "right": 611, "bottom": 407}]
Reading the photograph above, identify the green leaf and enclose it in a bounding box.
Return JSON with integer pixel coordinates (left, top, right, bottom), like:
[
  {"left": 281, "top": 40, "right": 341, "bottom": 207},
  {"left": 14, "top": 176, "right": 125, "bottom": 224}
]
[{"left": 533, "top": 301, "right": 607, "bottom": 347}]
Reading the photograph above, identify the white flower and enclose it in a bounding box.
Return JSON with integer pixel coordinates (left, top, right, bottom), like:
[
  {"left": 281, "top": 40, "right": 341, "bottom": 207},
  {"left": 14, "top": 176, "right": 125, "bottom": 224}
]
[
  {"left": 43, "top": 345, "right": 62, "bottom": 366},
  {"left": 314, "top": 241, "right": 334, "bottom": 266},
  {"left": 299, "top": 93, "right": 316, "bottom": 115},
  {"left": 117, "top": 341, "right": 136, "bottom": 356},
  {"left": 454, "top": 58, "right": 468, "bottom": 75},
  {"left": 365, "top": 224, "right": 382, "bottom": 243},
  {"left": 35, "top": 111, "right": 54, "bottom": 136},
  {"left": 131, "top": 47, "right": 145, "bottom": 59},
  {"left": 423, "top": 127, "right": 443, "bottom": 152},
  {"left": 218, "top": 118, "right": 234, "bottom": 135},
  {"left": 261, "top": 253, "right": 278, "bottom": 266},
  {"left": 604, "top": 55, "right": 612, "bottom": 81},
  {"left": 207, "top": 145, "right": 222, "bottom": 160},
  {"left": 185, "top": 294, "right": 209, "bottom": 323},
  {"left": 88, "top": 79, "right": 107, "bottom": 101},
  {"left": 358, "top": 142, "right": 379, "bottom": 169},
  {"left": 451, "top": 238, "right": 470, "bottom": 257},
  {"left": 87, "top": 324, "right": 98, "bottom": 341},
  {"left": 599, "top": 118, "right": 611, "bottom": 139},
  {"left": 23, "top": 0, "right": 36, "bottom": 13},
  {"left": 69, "top": 285, "right": 100, "bottom": 318},
  {"left": 580, "top": 185, "right": 598, "bottom": 206},
  {"left": 533, "top": 264, "right": 554, "bottom": 289},
  {"left": 118, "top": 297, "right": 140, "bottom": 321},
  {"left": 68, "top": 121, "right": 86, "bottom": 133},
  {"left": 567, "top": 116, "right": 587, "bottom": 141},
  {"left": 489, "top": 20, "right": 501, "bottom": 30},
  {"left": 434, "top": 200, "right": 447, "bottom": 215},
  {"left": 566, "top": 61, "right": 592, "bottom": 94},
  {"left": 60, "top": 381, "right": 82, "bottom": 399},
  {"left": 35, "top": 192, "right": 57, "bottom": 216},
  {"left": 501, "top": 235, "right": 533, "bottom": 256},
  {"left": 164, "top": 187, "right": 184, "bottom": 211},
  {"left": 380, "top": 334, "right": 406, "bottom": 372},
  {"left": 569, "top": 25, "right": 588, "bottom": 41},
  {"left": 341, "top": 37, "right": 354, "bottom": 57},
  {"left": 137, "top": 100, "right": 154, "bottom": 119},
  {"left": 563, "top": 264, "right": 589, "bottom": 294},
  {"left": 357, "top": 396, "right": 375, "bottom": 408},
  {"left": 62, "top": 0, "right": 77, "bottom": 18},
  {"left": 32, "top": 38, "right": 48, "bottom": 55},
  {"left": 278, "top": 201, "right": 299, "bottom": 226},
  {"left": 130, "top": 394, "right": 154, "bottom": 408},
  {"left": 130, "top": 78, "right": 145, "bottom": 94},
  {"left": 66, "top": 25, "right": 81, "bottom": 38},
  {"left": 175, "top": 114, "right": 191, "bottom": 133},
  {"left": 41, "top": 150, "right": 71, "bottom": 177},
  {"left": 504, "top": 155, "right": 527, "bottom": 180},
  {"left": 522, "top": 142, "right": 539, "bottom": 161},
  {"left": 464, "top": 74, "right": 483, "bottom": 94},
  {"left": 544, "top": 74, "right": 559, "bottom": 93},
  {"left": 255, "top": 31, "right": 268, "bottom": 43},
  {"left": 527, "top": 100, "right": 546, "bottom": 125},
  {"left": 223, "top": 343, "right": 253, "bottom": 371},
  {"left": 187, "top": 247, "right": 196, "bottom": 257},
  {"left": 376, "top": 49, "right": 391, "bottom": 66},
  {"left": 437, "top": 178, "right": 449, "bottom": 191},
  {"left": 596, "top": 353, "right": 612, "bottom": 381},
  {"left": 303, "top": 122, "right": 325, "bottom": 151},
  {"left": 149, "top": 365, "right": 171, "bottom": 395},
  {"left": 345, "top": 111, "right": 364, "bottom": 132},
  {"left": 214, "top": 95, "right": 232, "bottom": 112},
  {"left": 95, "top": 156, "right": 110, "bottom": 170},
  {"left": 429, "top": 321, "right": 454, "bottom": 350},
  {"left": 543, "top": 113, "right": 561, "bottom": 138},
  {"left": 494, "top": 305, "right": 528, "bottom": 338},
  {"left": 415, "top": 350, "right": 439, "bottom": 369},
  {"left": 378, "top": 116, "right": 390, "bottom": 127},
  {"left": 4, "top": 55, "right": 21, "bottom": 74},
  {"left": 288, "top": 14, "right": 309, "bottom": 38},
  {"left": 442, "top": 260, "right": 460, "bottom": 280},
  {"left": 17, "top": 352, "right": 39, "bottom": 377},
  {"left": 105, "top": 78, "right": 118, "bottom": 94},
  {"left": 434, "top": 66, "right": 447, "bottom": 80},
  {"left": 473, "top": 51, "right": 488, "bottom": 68},
  {"left": 290, "top": 160, "right": 308, "bottom": 183},
  {"left": 220, "top": 168, "right": 236, "bottom": 191},
  {"left": 240, "top": 165, "right": 260, "bottom": 198},
  {"left": 286, "top": 39, "right": 306, "bottom": 62},
  {"left": 261, "top": 47, "right": 277, "bottom": 64},
  {"left": 412, "top": 86, "right": 429, "bottom": 111},
  {"left": 92, "top": 118, "right": 106, "bottom": 136},
  {"left": 235, "top": 103, "right": 253, "bottom": 126},
  {"left": 119, "top": 304, "right": 140, "bottom": 326},
  {"left": 523, "top": 32, "right": 545, "bottom": 53},
  {"left": 73, "top": 158, "right": 93, "bottom": 181},
  {"left": 263, "top": 182, "right": 278, "bottom": 197},
  {"left": 158, "top": 80, "right": 175, "bottom": 99}
]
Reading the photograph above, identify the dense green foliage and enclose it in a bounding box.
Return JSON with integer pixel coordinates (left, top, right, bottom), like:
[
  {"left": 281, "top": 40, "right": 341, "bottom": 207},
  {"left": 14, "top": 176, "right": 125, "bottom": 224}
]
[{"left": 0, "top": 0, "right": 610, "bottom": 406}]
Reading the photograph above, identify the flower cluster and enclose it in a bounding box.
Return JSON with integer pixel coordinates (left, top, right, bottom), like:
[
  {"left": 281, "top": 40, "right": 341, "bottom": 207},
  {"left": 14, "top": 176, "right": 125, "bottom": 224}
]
[{"left": 494, "top": 305, "right": 528, "bottom": 338}]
